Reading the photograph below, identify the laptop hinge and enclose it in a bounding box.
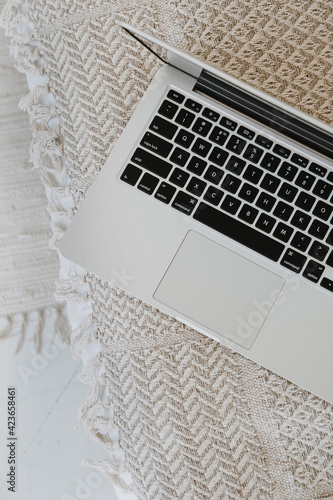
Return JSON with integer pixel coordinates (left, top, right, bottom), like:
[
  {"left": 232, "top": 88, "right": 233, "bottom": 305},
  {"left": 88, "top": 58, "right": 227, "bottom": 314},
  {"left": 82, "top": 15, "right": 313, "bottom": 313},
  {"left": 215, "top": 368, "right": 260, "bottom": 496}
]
[
  {"left": 195, "top": 70, "right": 333, "bottom": 160},
  {"left": 122, "top": 27, "right": 167, "bottom": 64}
]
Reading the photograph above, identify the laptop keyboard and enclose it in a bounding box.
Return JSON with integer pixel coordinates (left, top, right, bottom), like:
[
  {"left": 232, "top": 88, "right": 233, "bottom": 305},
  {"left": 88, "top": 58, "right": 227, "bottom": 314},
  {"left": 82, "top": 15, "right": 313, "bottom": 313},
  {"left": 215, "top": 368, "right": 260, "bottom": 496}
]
[{"left": 120, "top": 88, "right": 333, "bottom": 293}]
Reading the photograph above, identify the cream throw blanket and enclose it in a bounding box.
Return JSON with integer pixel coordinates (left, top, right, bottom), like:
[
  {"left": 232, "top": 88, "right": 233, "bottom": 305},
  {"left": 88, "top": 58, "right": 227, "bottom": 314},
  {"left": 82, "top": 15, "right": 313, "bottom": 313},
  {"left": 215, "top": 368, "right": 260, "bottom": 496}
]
[
  {"left": 0, "top": 0, "right": 68, "bottom": 351},
  {"left": 2, "top": 0, "right": 333, "bottom": 498}
]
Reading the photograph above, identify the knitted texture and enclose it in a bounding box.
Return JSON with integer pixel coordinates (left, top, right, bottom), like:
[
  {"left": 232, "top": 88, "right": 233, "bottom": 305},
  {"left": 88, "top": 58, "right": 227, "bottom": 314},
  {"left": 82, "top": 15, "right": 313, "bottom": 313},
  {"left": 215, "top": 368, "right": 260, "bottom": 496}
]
[
  {"left": 0, "top": 2, "right": 68, "bottom": 351},
  {"left": 3, "top": 0, "right": 333, "bottom": 498}
]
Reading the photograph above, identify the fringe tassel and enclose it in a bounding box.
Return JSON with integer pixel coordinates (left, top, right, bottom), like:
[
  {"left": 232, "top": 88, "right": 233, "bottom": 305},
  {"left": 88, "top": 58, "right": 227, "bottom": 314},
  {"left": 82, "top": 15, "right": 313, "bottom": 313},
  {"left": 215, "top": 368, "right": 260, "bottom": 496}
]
[
  {"left": 0, "top": 316, "right": 13, "bottom": 340},
  {"left": 55, "top": 277, "right": 88, "bottom": 303},
  {"left": 54, "top": 305, "right": 71, "bottom": 345},
  {"left": 82, "top": 458, "right": 133, "bottom": 492},
  {"left": 32, "top": 309, "right": 45, "bottom": 353},
  {"left": 0, "top": 306, "right": 70, "bottom": 353},
  {"left": 1, "top": 0, "right": 129, "bottom": 493},
  {"left": 71, "top": 315, "right": 95, "bottom": 360},
  {"left": 1, "top": 0, "right": 41, "bottom": 74},
  {"left": 15, "top": 312, "right": 27, "bottom": 353},
  {"left": 2, "top": 2, "right": 71, "bottom": 250}
]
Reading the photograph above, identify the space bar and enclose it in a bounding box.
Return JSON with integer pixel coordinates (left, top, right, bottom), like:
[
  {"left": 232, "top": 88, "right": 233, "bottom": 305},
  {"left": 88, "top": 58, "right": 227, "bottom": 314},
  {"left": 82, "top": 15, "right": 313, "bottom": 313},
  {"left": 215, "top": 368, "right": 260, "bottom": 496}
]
[{"left": 193, "top": 202, "right": 284, "bottom": 262}]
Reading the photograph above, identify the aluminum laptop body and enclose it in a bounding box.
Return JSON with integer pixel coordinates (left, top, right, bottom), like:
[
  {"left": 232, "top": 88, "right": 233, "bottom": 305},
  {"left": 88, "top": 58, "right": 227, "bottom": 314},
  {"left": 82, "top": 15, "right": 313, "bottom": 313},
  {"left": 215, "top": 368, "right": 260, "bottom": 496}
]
[{"left": 59, "top": 23, "right": 333, "bottom": 403}]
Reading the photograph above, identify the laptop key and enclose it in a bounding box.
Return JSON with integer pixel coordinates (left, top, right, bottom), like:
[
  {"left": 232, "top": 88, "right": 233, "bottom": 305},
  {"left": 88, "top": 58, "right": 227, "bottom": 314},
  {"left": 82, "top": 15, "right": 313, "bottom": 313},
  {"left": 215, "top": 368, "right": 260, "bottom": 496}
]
[
  {"left": 308, "top": 219, "right": 329, "bottom": 240},
  {"left": 221, "top": 195, "right": 241, "bottom": 215},
  {"left": 295, "top": 191, "right": 315, "bottom": 211},
  {"left": 243, "top": 165, "right": 264, "bottom": 184},
  {"left": 313, "top": 179, "right": 333, "bottom": 200},
  {"left": 295, "top": 171, "right": 316, "bottom": 190},
  {"left": 131, "top": 148, "right": 172, "bottom": 178},
  {"left": 193, "top": 202, "right": 284, "bottom": 261},
  {"left": 303, "top": 260, "right": 325, "bottom": 283},
  {"left": 260, "top": 173, "right": 281, "bottom": 193},
  {"left": 313, "top": 200, "right": 333, "bottom": 221},
  {"left": 187, "top": 156, "right": 207, "bottom": 176},
  {"left": 238, "top": 204, "right": 259, "bottom": 224},
  {"left": 291, "top": 153, "right": 309, "bottom": 168},
  {"left": 172, "top": 191, "right": 198, "bottom": 215},
  {"left": 185, "top": 98, "right": 202, "bottom": 113},
  {"left": 290, "top": 210, "right": 311, "bottom": 230},
  {"left": 255, "top": 214, "right": 276, "bottom": 233},
  {"left": 277, "top": 162, "right": 298, "bottom": 181},
  {"left": 186, "top": 177, "right": 207, "bottom": 197},
  {"left": 221, "top": 174, "right": 241, "bottom": 194},
  {"left": 243, "top": 145, "right": 263, "bottom": 163},
  {"left": 170, "top": 147, "right": 190, "bottom": 167},
  {"left": 192, "top": 118, "right": 212, "bottom": 137},
  {"left": 273, "top": 144, "right": 291, "bottom": 159},
  {"left": 255, "top": 135, "right": 273, "bottom": 149},
  {"left": 239, "top": 183, "right": 259, "bottom": 203},
  {"left": 208, "top": 147, "right": 229, "bottom": 167},
  {"left": 238, "top": 126, "right": 255, "bottom": 140},
  {"left": 120, "top": 164, "right": 142, "bottom": 186},
  {"left": 327, "top": 229, "right": 333, "bottom": 246},
  {"left": 258, "top": 174, "right": 281, "bottom": 193},
  {"left": 226, "top": 135, "right": 246, "bottom": 154},
  {"left": 154, "top": 182, "right": 176, "bottom": 204},
  {"left": 326, "top": 251, "right": 333, "bottom": 267},
  {"left": 261, "top": 152, "right": 281, "bottom": 172},
  {"left": 167, "top": 89, "right": 185, "bottom": 103},
  {"left": 209, "top": 126, "right": 229, "bottom": 145},
  {"left": 290, "top": 232, "right": 311, "bottom": 252},
  {"left": 255, "top": 192, "right": 276, "bottom": 212},
  {"left": 225, "top": 156, "right": 246, "bottom": 175},
  {"left": 273, "top": 201, "right": 293, "bottom": 221},
  {"left": 169, "top": 168, "right": 190, "bottom": 187},
  {"left": 277, "top": 182, "right": 298, "bottom": 202},
  {"left": 158, "top": 99, "right": 178, "bottom": 119},
  {"left": 149, "top": 116, "right": 178, "bottom": 140},
  {"left": 309, "top": 163, "right": 327, "bottom": 177},
  {"left": 175, "top": 129, "right": 195, "bottom": 148},
  {"left": 321, "top": 277, "right": 333, "bottom": 292},
  {"left": 308, "top": 241, "right": 329, "bottom": 261},
  {"left": 192, "top": 138, "right": 212, "bottom": 157},
  {"left": 273, "top": 223, "right": 293, "bottom": 242},
  {"left": 203, "top": 186, "right": 224, "bottom": 206},
  {"left": 137, "top": 173, "right": 159, "bottom": 195},
  {"left": 140, "top": 132, "right": 173, "bottom": 158},
  {"left": 175, "top": 109, "right": 195, "bottom": 128},
  {"left": 280, "top": 248, "right": 307, "bottom": 273},
  {"left": 220, "top": 116, "right": 237, "bottom": 131},
  {"left": 202, "top": 107, "right": 220, "bottom": 122},
  {"left": 204, "top": 165, "right": 224, "bottom": 185}
]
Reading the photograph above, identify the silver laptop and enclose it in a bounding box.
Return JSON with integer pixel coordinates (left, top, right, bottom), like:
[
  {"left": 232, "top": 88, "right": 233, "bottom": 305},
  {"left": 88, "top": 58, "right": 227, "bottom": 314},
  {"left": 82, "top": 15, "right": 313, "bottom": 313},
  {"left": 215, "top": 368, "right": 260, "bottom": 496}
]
[{"left": 59, "top": 23, "right": 333, "bottom": 403}]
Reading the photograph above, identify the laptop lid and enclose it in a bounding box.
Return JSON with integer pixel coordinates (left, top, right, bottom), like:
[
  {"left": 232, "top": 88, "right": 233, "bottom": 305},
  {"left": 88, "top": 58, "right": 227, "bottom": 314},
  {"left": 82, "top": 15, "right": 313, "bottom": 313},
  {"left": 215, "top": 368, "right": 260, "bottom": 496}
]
[{"left": 119, "top": 21, "right": 333, "bottom": 161}]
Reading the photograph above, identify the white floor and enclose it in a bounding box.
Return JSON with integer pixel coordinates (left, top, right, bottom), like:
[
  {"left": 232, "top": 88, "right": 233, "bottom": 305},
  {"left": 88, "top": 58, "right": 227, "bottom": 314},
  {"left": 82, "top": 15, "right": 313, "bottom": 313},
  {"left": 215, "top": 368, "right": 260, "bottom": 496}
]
[{"left": 0, "top": 319, "right": 134, "bottom": 500}]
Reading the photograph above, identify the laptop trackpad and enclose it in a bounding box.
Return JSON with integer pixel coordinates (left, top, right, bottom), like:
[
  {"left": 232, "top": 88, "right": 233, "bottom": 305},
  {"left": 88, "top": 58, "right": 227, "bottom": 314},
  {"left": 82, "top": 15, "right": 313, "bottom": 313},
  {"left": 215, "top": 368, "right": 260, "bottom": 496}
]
[{"left": 154, "top": 231, "right": 285, "bottom": 349}]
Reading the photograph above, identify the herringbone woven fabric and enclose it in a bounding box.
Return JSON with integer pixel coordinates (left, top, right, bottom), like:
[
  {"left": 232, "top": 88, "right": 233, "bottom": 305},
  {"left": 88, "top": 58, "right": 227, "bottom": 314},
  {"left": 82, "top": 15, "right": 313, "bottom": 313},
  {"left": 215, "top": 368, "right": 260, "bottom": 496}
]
[{"left": 3, "top": 0, "right": 333, "bottom": 498}]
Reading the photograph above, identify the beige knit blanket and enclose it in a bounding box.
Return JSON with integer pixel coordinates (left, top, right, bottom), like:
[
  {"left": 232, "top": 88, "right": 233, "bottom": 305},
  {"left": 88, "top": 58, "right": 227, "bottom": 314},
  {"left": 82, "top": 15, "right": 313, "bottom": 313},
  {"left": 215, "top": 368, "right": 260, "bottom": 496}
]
[
  {"left": 2, "top": 0, "right": 333, "bottom": 499},
  {"left": 0, "top": 0, "right": 68, "bottom": 351}
]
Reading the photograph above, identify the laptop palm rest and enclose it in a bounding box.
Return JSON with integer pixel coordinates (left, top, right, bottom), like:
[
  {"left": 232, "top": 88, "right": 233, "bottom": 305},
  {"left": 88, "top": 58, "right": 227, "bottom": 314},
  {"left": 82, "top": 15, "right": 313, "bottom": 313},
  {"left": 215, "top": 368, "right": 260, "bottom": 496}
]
[{"left": 154, "top": 231, "right": 285, "bottom": 349}]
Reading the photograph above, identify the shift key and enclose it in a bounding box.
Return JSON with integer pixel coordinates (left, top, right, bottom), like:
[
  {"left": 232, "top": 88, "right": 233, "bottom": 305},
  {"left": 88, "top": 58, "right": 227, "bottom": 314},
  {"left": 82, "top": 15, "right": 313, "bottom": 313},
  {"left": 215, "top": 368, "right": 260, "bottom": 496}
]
[{"left": 131, "top": 148, "right": 172, "bottom": 178}]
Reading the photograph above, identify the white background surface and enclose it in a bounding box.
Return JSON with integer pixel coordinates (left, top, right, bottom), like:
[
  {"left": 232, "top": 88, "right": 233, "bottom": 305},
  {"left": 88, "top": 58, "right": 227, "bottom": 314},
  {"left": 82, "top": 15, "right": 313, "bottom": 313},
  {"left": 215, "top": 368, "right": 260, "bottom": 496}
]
[{"left": 0, "top": 320, "right": 125, "bottom": 500}]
